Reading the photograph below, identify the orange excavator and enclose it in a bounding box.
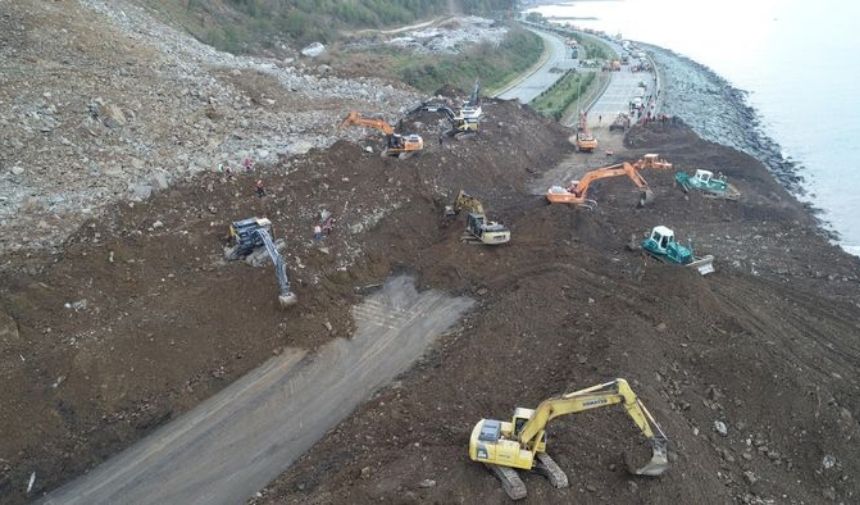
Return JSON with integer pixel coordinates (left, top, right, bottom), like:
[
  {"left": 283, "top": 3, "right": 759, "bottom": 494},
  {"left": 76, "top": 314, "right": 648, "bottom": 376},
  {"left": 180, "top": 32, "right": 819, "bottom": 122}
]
[
  {"left": 574, "top": 111, "right": 598, "bottom": 153},
  {"left": 546, "top": 154, "right": 672, "bottom": 209},
  {"left": 338, "top": 111, "right": 424, "bottom": 159}
]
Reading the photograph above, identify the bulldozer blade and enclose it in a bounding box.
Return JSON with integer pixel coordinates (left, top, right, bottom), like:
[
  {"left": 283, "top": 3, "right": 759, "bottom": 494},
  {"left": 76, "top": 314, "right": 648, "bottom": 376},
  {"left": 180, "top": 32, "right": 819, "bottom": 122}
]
[
  {"left": 638, "top": 188, "right": 655, "bottom": 207},
  {"left": 533, "top": 453, "right": 569, "bottom": 489},
  {"left": 687, "top": 254, "right": 715, "bottom": 276},
  {"left": 278, "top": 292, "right": 298, "bottom": 308},
  {"left": 487, "top": 464, "right": 527, "bottom": 501},
  {"left": 625, "top": 439, "right": 669, "bottom": 477}
]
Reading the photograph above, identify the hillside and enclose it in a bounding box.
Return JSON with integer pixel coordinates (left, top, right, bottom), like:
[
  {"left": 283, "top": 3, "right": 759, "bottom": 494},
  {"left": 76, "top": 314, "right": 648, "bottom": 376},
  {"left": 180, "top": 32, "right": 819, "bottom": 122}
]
[
  {"left": 136, "top": 0, "right": 516, "bottom": 53},
  {"left": 3, "top": 1, "right": 860, "bottom": 505}
]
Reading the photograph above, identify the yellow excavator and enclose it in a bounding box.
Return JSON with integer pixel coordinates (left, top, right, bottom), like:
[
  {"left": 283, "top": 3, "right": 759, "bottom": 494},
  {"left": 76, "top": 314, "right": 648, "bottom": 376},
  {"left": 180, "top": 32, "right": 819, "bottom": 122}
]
[
  {"left": 469, "top": 378, "right": 669, "bottom": 501},
  {"left": 448, "top": 190, "right": 510, "bottom": 245},
  {"left": 546, "top": 154, "right": 672, "bottom": 209},
  {"left": 338, "top": 111, "right": 424, "bottom": 159}
]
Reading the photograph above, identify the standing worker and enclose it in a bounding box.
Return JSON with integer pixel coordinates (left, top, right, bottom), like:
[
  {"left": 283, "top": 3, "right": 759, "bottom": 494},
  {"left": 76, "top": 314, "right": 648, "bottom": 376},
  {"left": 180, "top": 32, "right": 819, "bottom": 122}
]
[
  {"left": 243, "top": 157, "right": 254, "bottom": 173},
  {"left": 255, "top": 179, "right": 265, "bottom": 198},
  {"left": 313, "top": 224, "right": 323, "bottom": 241}
]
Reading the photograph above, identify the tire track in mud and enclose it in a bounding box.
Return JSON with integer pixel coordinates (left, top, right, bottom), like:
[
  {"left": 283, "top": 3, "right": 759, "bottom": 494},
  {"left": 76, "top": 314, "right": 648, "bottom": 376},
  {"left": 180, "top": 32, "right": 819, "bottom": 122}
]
[{"left": 38, "top": 276, "right": 473, "bottom": 505}]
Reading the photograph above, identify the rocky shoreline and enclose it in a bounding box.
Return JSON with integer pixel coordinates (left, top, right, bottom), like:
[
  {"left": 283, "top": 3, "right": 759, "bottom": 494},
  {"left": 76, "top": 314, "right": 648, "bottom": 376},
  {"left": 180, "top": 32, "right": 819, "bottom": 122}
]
[{"left": 648, "top": 46, "right": 814, "bottom": 201}]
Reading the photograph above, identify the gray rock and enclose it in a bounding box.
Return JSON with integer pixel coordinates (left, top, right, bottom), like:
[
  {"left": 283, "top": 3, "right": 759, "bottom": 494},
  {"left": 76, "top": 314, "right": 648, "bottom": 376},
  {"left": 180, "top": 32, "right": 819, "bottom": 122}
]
[
  {"left": 822, "top": 454, "right": 836, "bottom": 469},
  {"left": 301, "top": 42, "right": 326, "bottom": 58},
  {"left": 418, "top": 479, "right": 436, "bottom": 488},
  {"left": 129, "top": 183, "right": 153, "bottom": 201},
  {"left": 714, "top": 420, "right": 728, "bottom": 437},
  {"left": 0, "top": 311, "right": 20, "bottom": 342},
  {"left": 10, "top": 166, "right": 24, "bottom": 176},
  {"left": 152, "top": 172, "right": 170, "bottom": 190}
]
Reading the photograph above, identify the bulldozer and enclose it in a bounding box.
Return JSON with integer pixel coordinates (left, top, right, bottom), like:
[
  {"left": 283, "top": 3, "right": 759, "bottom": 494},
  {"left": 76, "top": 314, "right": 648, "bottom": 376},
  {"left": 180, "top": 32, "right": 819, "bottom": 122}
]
[
  {"left": 639, "top": 225, "right": 715, "bottom": 275},
  {"left": 469, "top": 378, "right": 669, "bottom": 501},
  {"left": 224, "top": 217, "right": 298, "bottom": 307},
  {"left": 546, "top": 154, "right": 672, "bottom": 209},
  {"left": 574, "top": 111, "right": 598, "bottom": 152},
  {"left": 338, "top": 111, "right": 424, "bottom": 159},
  {"left": 449, "top": 190, "right": 510, "bottom": 245},
  {"left": 675, "top": 169, "right": 741, "bottom": 200}
]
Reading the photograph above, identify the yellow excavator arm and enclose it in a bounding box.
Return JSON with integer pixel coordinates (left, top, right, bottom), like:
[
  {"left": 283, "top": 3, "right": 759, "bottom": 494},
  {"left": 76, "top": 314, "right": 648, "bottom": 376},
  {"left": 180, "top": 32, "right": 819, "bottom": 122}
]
[{"left": 516, "top": 379, "right": 667, "bottom": 465}]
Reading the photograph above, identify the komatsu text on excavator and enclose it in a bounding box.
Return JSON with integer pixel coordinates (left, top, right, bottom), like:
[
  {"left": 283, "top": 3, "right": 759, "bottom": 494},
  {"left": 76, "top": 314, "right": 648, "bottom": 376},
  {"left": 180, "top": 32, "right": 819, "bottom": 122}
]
[{"left": 469, "top": 378, "right": 669, "bottom": 500}]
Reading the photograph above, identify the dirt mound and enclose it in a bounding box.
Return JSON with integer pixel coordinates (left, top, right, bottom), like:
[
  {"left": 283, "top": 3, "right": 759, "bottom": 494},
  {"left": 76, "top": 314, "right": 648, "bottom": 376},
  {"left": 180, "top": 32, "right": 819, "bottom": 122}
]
[
  {"left": 0, "top": 97, "right": 571, "bottom": 504},
  {"left": 2, "top": 89, "right": 860, "bottom": 504},
  {"left": 248, "top": 124, "right": 860, "bottom": 504}
]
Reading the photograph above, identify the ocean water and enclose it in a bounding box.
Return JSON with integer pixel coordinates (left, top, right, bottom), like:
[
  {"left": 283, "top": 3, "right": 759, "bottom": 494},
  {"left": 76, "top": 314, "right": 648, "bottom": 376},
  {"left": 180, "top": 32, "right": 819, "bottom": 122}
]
[{"left": 528, "top": 0, "right": 860, "bottom": 255}]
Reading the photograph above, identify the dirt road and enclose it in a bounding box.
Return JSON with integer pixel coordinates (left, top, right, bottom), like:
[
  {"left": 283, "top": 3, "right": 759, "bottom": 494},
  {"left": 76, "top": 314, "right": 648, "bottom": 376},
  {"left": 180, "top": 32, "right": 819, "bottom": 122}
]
[{"left": 37, "top": 276, "right": 472, "bottom": 505}]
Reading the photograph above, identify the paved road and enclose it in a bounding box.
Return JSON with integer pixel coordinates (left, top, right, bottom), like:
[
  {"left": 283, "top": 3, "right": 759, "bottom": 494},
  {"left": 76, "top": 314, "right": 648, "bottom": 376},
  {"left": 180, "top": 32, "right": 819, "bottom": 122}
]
[
  {"left": 38, "top": 276, "right": 473, "bottom": 505},
  {"left": 587, "top": 69, "right": 655, "bottom": 128},
  {"left": 496, "top": 29, "right": 575, "bottom": 103},
  {"left": 581, "top": 34, "right": 657, "bottom": 128}
]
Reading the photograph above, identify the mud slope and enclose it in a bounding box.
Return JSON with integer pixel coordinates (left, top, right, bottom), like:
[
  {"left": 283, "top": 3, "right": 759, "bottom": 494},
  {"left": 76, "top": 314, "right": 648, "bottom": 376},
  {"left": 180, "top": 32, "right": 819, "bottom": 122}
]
[
  {"left": 0, "top": 98, "right": 570, "bottom": 504},
  {"left": 253, "top": 123, "right": 860, "bottom": 505},
  {"left": 38, "top": 276, "right": 473, "bottom": 505}
]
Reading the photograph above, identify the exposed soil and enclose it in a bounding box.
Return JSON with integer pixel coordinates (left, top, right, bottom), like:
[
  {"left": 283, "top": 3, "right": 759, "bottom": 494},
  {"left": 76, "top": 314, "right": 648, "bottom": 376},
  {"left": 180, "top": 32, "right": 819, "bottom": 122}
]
[
  {"left": 2, "top": 13, "right": 860, "bottom": 504},
  {"left": 249, "top": 123, "right": 860, "bottom": 504},
  {"left": 0, "top": 98, "right": 570, "bottom": 504}
]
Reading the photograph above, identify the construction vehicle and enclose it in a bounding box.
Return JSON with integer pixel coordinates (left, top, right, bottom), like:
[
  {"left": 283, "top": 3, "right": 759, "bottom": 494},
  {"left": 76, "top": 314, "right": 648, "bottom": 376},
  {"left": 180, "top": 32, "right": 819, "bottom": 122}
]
[
  {"left": 449, "top": 190, "right": 510, "bottom": 245},
  {"left": 574, "top": 111, "right": 598, "bottom": 152},
  {"left": 469, "top": 378, "right": 669, "bottom": 501},
  {"left": 609, "top": 112, "right": 631, "bottom": 131},
  {"left": 640, "top": 225, "right": 715, "bottom": 275},
  {"left": 417, "top": 103, "right": 479, "bottom": 139},
  {"left": 224, "top": 217, "right": 297, "bottom": 307},
  {"left": 338, "top": 111, "right": 423, "bottom": 159},
  {"left": 461, "top": 79, "right": 483, "bottom": 120},
  {"left": 546, "top": 154, "right": 672, "bottom": 208},
  {"left": 675, "top": 169, "right": 741, "bottom": 200}
]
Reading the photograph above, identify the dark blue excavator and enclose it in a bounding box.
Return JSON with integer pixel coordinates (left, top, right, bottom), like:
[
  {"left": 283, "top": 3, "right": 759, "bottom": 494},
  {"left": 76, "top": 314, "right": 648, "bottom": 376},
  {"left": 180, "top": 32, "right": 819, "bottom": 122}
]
[{"left": 225, "top": 217, "right": 297, "bottom": 307}]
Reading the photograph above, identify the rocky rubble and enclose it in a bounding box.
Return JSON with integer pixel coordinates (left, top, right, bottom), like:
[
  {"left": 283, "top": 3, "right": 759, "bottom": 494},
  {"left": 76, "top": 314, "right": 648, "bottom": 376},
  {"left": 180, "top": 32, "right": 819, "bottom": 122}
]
[
  {"left": 0, "top": 0, "right": 421, "bottom": 257},
  {"left": 349, "top": 16, "right": 508, "bottom": 55}
]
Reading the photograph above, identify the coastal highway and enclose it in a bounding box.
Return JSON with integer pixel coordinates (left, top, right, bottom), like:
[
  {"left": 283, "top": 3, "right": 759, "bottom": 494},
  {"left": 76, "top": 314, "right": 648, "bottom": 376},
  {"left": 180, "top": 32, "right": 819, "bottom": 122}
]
[{"left": 495, "top": 28, "right": 575, "bottom": 102}]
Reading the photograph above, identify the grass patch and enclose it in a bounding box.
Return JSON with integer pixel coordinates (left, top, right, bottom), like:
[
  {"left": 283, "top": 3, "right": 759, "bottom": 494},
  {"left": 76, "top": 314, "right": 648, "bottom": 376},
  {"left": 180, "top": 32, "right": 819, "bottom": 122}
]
[
  {"left": 574, "top": 35, "right": 613, "bottom": 61},
  {"left": 530, "top": 70, "right": 595, "bottom": 121},
  {"left": 391, "top": 28, "right": 544, "bottom": 94},
  {"left": 140, "top": 0, "right": 515, "bottom": 54}
]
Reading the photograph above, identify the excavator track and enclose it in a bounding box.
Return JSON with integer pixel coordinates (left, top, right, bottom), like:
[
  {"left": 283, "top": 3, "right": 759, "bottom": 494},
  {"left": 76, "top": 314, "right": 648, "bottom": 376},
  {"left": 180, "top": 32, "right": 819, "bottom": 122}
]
[
  {"left": 487, "top": 464, "right": 527, "bottom": 501},
  {"left": 534, "top": 453, "right": 569, "bottom": 489}
]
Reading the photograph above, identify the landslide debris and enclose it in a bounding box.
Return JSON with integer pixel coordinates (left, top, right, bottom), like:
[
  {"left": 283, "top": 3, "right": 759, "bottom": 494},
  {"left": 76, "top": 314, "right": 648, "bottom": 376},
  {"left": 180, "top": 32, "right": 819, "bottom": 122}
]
[{"left": 0, "top": 0, "right": 419, "bottom": 256}]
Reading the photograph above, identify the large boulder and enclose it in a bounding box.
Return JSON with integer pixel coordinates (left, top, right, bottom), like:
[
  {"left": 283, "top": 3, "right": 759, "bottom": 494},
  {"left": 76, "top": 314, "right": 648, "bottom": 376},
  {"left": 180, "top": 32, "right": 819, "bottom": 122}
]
[
  {"left": 301, "top": 42, "right": 326, "bottom": 58},
  {"left": 0, "top": 311, "right": 20, "bottom": 344}
]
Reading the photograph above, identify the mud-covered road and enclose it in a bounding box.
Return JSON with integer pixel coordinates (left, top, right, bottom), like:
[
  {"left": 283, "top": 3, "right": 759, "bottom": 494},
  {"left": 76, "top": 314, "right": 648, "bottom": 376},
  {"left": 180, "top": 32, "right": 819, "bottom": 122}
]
[{"left": 38, "top": 277, "right": 472, "bottom": 505}]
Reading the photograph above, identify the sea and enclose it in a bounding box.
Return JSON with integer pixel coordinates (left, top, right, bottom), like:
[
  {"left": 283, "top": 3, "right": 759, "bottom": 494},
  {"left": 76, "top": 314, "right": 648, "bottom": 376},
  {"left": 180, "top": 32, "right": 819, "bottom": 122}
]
[{"left": 527, "top": 0, "right": 860, "bottom": 256}]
